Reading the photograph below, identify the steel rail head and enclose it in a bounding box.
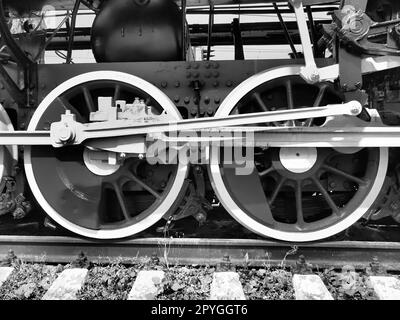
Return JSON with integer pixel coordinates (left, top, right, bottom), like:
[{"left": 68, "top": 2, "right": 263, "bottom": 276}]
[{"left": 1, "top": 236, "right": 400, "bottom": 269}]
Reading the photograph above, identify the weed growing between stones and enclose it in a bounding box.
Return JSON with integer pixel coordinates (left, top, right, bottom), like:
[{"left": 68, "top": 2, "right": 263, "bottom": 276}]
[
  {"left": 156, "top": 266, "right": 214, "bottom": 300},
  {"left": 317, "top": 266, "right": 378, "bottom": 300},
  {"left": 0, "top": 262, "right": 63, "bottom": 300},
  {"left": 76, "top": 263, "right": 138, "bottom": 300}
]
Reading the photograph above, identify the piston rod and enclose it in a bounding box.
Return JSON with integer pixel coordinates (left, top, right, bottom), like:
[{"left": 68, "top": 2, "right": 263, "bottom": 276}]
[
  {"left": 49, "top": 101, "right": 361, "bottom": 147},
  {"left": 154, "top": 126, "right": 400, "bottom": 148},
  {"left": 4, "top": 123, "right": 400, "bottom": 149}
]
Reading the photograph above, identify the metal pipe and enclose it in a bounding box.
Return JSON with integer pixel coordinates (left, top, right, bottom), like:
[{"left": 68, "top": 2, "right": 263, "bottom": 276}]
[
  {"left": 80, "top": 0, "right": 100, "bottom": 13},
  {"left": 273, "top": 2, "right": 298, "bottom": 58},
  {"left": 34, "top": 13, "right": 71, "bottom": 61},
  {"left": 66, "top": 0, "right": 81, "bottom": 64},
  {"left": 182, "top": 0, "right": 187, "bottom": 60},
  {"left": 186, "top": 6, "right": 338, "bottom": 15},
  {"left": 206, "top": 2, "right": 214, "bottom": 60},
  {"left": 306, "top": 5, "right": 318, "bottom": 56},
  {"left": 232, "top": 18, "right": 244, "bottom": 60}
]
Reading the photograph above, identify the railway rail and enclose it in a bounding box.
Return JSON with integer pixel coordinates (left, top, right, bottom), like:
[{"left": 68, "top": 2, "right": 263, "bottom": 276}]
[
  {"left": 1, "top": 235, "right": 400, "bottom": 301},
  {"left": 1, "top": 236, "right": 400, "bottom": 271}
]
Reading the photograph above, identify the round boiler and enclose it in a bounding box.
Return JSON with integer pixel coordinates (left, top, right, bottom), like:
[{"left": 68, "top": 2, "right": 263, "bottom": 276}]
[{"left": 91, "top": 0, "right": 183, "bottom": 62}]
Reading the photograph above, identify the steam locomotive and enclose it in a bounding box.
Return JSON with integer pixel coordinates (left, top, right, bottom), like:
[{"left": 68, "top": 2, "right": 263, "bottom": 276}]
[{"left": 0, "top": 0, "right": 399, "bottom": 242}]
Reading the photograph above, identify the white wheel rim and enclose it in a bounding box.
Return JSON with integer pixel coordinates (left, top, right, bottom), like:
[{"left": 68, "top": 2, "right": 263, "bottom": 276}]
[
  {"left": 0, "top": 104, "right": 17, "bottom": 178},
  {"left": 25, "top": 71, "right": 188, "bottom": 239},
  {"left": 209, "top": 65, "right": 389, "bottom": 242}
]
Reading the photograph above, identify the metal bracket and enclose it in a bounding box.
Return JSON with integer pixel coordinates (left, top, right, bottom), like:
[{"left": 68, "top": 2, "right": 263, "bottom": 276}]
[
  {"left": 334, "top": 5, "right": 400, "bottom": 56},
  {"left": 290, "top": 0, "right": 320, "bottom": 83},
  {"left": 289, "top": 0, "right": 341, "bottom": 83}
]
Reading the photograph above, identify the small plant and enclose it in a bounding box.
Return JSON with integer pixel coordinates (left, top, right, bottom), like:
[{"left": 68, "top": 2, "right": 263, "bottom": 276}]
[
  {"left": 77, "top": 263, "right": 137, "bottom": 300},
  {"left": 156, "top": 266, "right": 214, "bottom": 300},
  {"left": 0, "top": 261, "right": 62, "bottom": 300},
  {"left": 280, "top": 245, "right": 298, "bottom": 269},
  {"left": 317, "top": 266, "right": 378, "bottom": 300},
  {"left": 238, "top": 266, "right": 295, "bottom": 300}
]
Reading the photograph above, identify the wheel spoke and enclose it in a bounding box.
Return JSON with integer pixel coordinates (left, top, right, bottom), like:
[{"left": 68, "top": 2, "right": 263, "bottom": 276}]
[
  {"left": 285, "top": 80, "right": 295, "bottom": 126},
  {"left": 322, "top": 164, "right": 366, "bottom": 186},
  {"left": 252, "top": 92, "right": 268, "bottom": 111},
  {"left": 305, "top": 84, "right": 328, "bottom": 127},
  {"left": 269, "top": 177, "right": 286, "bottom": 205},
  {"left": 251, "top": 92, "right": 281, "bottom": 126},
  {"left": 313, "top": 84, "right": 328, "bottom": 108},
  {"left": 259, "top": 166, "right": 274, "bottom": 178},
  {"left": 56, "top": 97, "right": 85, "bottom": 122},
  {"left": 112, "top": 182, "right": 131, "bottom": 221},
  {"left": 263, "top": 206, "right": 276, "bottom": 226},
  {"left": 127, "top": 172, "right": 162, "bottom": 199},
  {"left": 285, "top": 80, "right": 294, "bottom": 109},
  {"left": 295, "top": 181, "right": 305, "bottom": 226},
  {"left": 82, "top": 86, "right": 96, "bottom": 113},
  {"left": 114, "top": 84, "right": 121, "bottom": 103},
  {"left": 312, "top": 177, "right": 340, "bottom": 215}
]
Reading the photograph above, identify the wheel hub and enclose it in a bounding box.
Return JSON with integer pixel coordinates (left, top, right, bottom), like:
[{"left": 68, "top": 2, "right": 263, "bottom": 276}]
[
  {"left": 83, "top": 148, "right": 121, "bottom": 176},
  {"left": 279, "top": 147, "right": 317, "bottom": 174}
]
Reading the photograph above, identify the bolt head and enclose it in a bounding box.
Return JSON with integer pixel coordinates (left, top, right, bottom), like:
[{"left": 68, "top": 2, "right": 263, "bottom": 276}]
[
  {"left": 310, "top": 72, "right": 320, "bottom": 82},
  {"left": 58, "top": 124, "right": 74, "bottom": 142},
  {"left": 350, "top": 104, "right": 362, "bottom": 115}
]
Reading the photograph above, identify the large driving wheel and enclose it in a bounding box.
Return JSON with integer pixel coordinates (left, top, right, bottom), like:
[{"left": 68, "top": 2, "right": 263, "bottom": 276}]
[
  {"left": 209, "top": 66, "right": 388, "bottom": 242},
  {"left": 24, "top": 71, "right": 188, "bottom": 239}
]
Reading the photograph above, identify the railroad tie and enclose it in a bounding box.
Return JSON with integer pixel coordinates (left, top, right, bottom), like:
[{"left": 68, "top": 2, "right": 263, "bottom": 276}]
[
  {"left": 42, "top": 268, "right": 88, "bottom": 300},
  {"left": 292, "top": 274, "right": 333, "bottom": 300},
  {"left": 369, "top": 276, "right": 400, "bottom": 300},
  {"left": 0, "top": 267, "right": 13, "bottom": 288},
  {"left": 127, "top": 270, "right": 165, "bottom": 300},
  {"left": 209, "top": 272, "right": 246, "bottom": 300}
]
